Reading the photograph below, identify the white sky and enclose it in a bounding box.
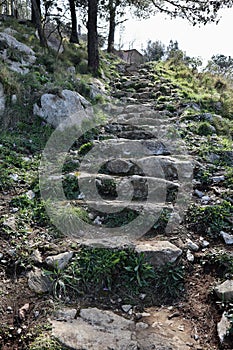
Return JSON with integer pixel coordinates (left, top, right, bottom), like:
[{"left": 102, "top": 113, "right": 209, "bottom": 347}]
[{"left": 114, "top": 7, "right": 233, "bottom": 64}]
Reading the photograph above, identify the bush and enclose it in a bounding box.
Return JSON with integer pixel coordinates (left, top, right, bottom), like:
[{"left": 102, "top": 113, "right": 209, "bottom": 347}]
[{"left": 197, "top": 121, "right": 215, "bottom": 136}]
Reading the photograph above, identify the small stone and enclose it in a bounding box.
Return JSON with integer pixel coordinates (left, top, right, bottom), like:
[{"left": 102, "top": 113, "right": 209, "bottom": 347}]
[
  {"left": 194, "top": 189, "right": 204, "bottom": 198},
  {"left": 77, "top": 192, "right": 85, "bottom": 199},
  {"left": 26, "top": 190, "right": 35, "bottom": 200},
  {"left": 3, "top": 216, "right": 16, "bottom": 230},
  {"left": 212, "top": 175, "right": 225, "bottom": 183},
  {"left": 187, "top": 240, "right": 199, "bottom": 252},
  {"left": 93, "top": 216, "right": 102, "bottom": 225},
  {"left": 220, "top": 231, "right": 233, "bottom": 245},
  {"left": 121, "top": 304, "right": 132, "bottom": 313},
  {"left": 200, "top": 195, "right": 210, "bottom": 204},
  {"left": 214, "top": 280, "right": 233, "bottom": 301},
  {"left": 136, "top": 322, "right": 149, "bottom": 330},
  {"left": 187, "top": 250, "right": 194, "bottom": 262},
  {"left": 199, "top": 237, "right": 210, "bottom": 248},
  {"left": 9, "top": 174, "right": 19, "bottom": 181},
  {"left": 217, "top": 312, "right": 231, "bottom": 343},
  {"left": 28, "top": 267, "right": 52, "bottom": 293},
  {"left": 31, "top": 249, "right": 43, "bottom": 263},
  {"left": 7, "top": 306, "right": 13, "bottom": 312},
  {"left": 34, "top": 310, "right": 40, "bottom": 318},
  {"left": 45, "top": 251, "right": 73, "bottom": 270},
  {"left": 139, "top": 293, "right": 146, "bottom": 300},
  {"left": 135, "top": 241, "right": 182, "bottom": 267},
  {"left": 0, "top": 253, "right": 3, "bottom": 259},
  {"left": 8, "top": 249, "right": 16, "bottom": 256}
]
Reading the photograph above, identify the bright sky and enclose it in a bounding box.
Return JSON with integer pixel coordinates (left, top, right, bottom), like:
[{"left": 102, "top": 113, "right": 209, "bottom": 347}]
[{"left": 115, "top": 7, "right": 233, "bottom": 64}]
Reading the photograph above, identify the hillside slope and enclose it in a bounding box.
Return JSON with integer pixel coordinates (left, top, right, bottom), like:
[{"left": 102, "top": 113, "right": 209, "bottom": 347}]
[{"left": 0, "top": 18, "right": 233, "bottom": 349}]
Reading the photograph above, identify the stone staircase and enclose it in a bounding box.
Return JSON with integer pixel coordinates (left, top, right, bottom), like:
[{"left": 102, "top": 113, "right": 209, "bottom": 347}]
[
  {"left": 60, "top": 63, "right": 194, "bottom": 257},
  {"left": 49, "top": 63, "right": 197, "bottom": 350}
]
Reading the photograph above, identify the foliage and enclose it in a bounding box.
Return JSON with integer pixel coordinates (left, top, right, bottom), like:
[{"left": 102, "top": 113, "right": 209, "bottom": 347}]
[
  {"left": 46, "top": 247, "right": 184, "bottom": 301},
  {"left": 103, "top": 209, "right": 138, "bottom": 227},
  {"left": 29, "top": 334, "right": 63, "bottom": 350},
  {"left": 197, "top": 121, "right": 215, "bottom": 136},
  {"left": 204, "top": 251, "right": 233, "bottom": 277},
  {"left": 78, "top": 141, "right": 94, "bottom": 155},
  {"left": 62, "top": 174, "right": 80, "bottom": 199},
  {"left": 143, "top": 40, "right": 165, "bottom": 62},
  {"left": 186, "top": 200, "right": 233, "bottom": 237},
  {"left": 206, "top": 54, "right": 233, "bottom": 79}
]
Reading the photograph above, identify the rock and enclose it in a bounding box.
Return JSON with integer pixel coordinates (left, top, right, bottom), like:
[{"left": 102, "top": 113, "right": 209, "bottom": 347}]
[
  {"left": 51, "top": 307, "right": 187, "bottom": 350},
  {"left": 0, "top": 82, "right": 5, "bottom": 116},
  {"left": 33, "top": 90, "right": 93, "bottom": 128},
  {"left": 214, "top": 280, "right": 233, "bottom": 301},
  {"left": 201, "top": 113, "right": 213, "bottom": 122},
  {"left": 93, "top": 216, "right": 102, "bottom": 225},
  {"left": 121, "top": 304, "right": 132, "bottom": 313},
  {"left": 199, "top": 237, "right": 210, "bottom": 248},
  {"left": 28, "top": 267, "right": 52, "bottom": 293},
  {"left": 89, "top": 78, "right": 107, "bottom": 99},
  {"left": 186, "top": 239, "right": 199, "bottom": 252},
  {"left": 51, "top": 307, "right": 136, "bottom": 350},
  {"left": 0, "top": 32, "right": 35, "bottom": 56},
  {"left": 208, "top": 153, "right": 220, "bottom": 163},
  {"left": 211, "top": 175, "right": 225, "bottom": 183},
  {"left": 186, "top": 250, "right": 195, "bottom": 262},
  {"left": 135, "top": 241, "right": 182, "bottom": 267},
  {"left": 106, "top": 159, "right": 133, "bottom": 174},
  {"left": 200, "top": 195, "right": 211, "bottom": 204},
  {"left": 45, "top": 251, "right": 73, "bottom": 270},
  {"left": 54, "top": 308, "right": 77, "bottom": 321},
  {"left": 0, "top": 32, "right": 36, "bottom": 74},
  {"left": 31, "top": 249, "right": 43, "bottom": 264},
  {"left": 3, "top": 216, "right": 16, "bottom": 230},
  {"left": 217, "top": 312, "right": 231, "bottom": 343},
  {"left": 11, "top": 94, "right": 17, "bottom": 104},
  {"left": 26, "top": 190, "right": 35, "bottom": 200},
  {"left": 220, "top": 231, "right": 233, "bottom": 245},
  {"left": 194, "top": 189, "right": 204, "bottom": 198}
]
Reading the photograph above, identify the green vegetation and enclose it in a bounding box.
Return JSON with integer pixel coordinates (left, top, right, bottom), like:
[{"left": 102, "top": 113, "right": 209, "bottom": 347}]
[
  {"left": 186, "top": 200, "right": 233, "bottom": 237},
  {"left": 46, "top": 247, "right": 184, "bottom": 303}
]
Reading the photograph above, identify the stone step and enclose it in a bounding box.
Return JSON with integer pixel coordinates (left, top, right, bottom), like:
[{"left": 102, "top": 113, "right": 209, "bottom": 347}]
[
  {"left": 79, "top": 155, "right": 193, "bottom": 181},
  {"left": 73, "top": 199, "right": 174, "bottom": 218},
  {"left": 112, "top": 116, "right": 176, "bottom": 126},
  {"left": 77, "top": 172, "right": 179, "bottom": 203},
  {"left": 88, "top": 138, "right": 171, "bottom": 158}
]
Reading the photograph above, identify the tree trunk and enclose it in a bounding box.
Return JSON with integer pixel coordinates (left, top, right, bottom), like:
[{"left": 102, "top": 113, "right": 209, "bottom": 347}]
[
  {"left": 87, "top": 0, "right": 99, "bottom": 75},
  {"left": 107, "top": 0, "right": 116, "bottom": 53},
  {"left": 31, "top": 0, "right": 41, "bottom": 25},
  {"left": 69, "top": 0, "right": 79, "bottom": 44},
  {"left": 31, "top": 0, "right": 47, "bottom": 47}
]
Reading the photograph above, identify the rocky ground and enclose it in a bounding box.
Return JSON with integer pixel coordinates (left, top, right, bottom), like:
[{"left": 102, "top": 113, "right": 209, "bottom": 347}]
[{"left": 0, "top": 20, "right": 233, "bottom": 350}]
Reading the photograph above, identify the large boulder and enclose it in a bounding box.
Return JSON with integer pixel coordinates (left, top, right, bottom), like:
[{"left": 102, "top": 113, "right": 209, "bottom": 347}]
[
  {"left": 33, "top": 90, "right": 93, "bottom": 128},
  {"left": 0, "top": 31, "right": 36, "bottom": 74}
]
